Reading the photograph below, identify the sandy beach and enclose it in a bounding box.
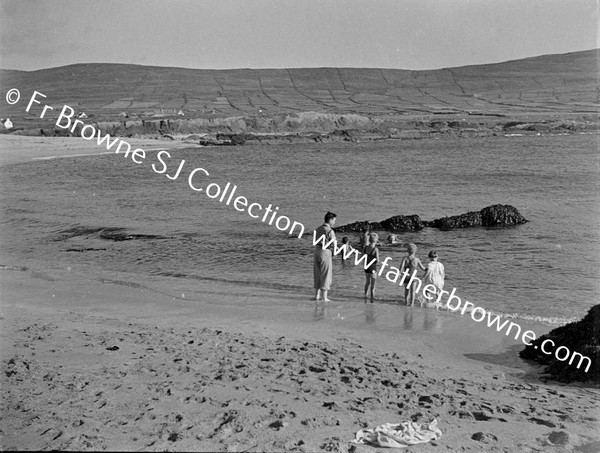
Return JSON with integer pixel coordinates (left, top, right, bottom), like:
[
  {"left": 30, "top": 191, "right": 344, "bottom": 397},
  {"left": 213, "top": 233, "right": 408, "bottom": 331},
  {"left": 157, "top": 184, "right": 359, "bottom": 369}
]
[
  {"left": 2, "top": 262, "right": 600, "bottom": 452},
  {"left": 0, "top": 135, "right": 196, "bottom": 167}
]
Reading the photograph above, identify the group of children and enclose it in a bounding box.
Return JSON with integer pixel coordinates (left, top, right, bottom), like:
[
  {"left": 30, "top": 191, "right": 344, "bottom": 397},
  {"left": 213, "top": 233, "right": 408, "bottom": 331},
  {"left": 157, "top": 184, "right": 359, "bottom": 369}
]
[
  {"left": 401, "top": 244, "right": 445, "bottom": 308},
  {"left": 342, "top": 231, "right": 445, "bottom": 306}
]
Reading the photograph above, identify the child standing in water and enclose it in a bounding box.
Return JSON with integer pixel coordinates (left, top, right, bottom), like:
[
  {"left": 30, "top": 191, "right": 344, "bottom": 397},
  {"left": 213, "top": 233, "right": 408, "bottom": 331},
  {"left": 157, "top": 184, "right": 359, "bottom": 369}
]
[
  {"left": 400, "top": 243, "right": 426, "bottom": 306},
  {"left": 424, "top": 250, "right": 445, "bottom": 309},
  {"left": 363, "top": 233, "right": 380, "bottom": 303},
  {"left": 340, "top": 236, "right": 354, "bottom": 266},
  {"left": 359, "top": 228, "right": 370, "bottom": 247}
]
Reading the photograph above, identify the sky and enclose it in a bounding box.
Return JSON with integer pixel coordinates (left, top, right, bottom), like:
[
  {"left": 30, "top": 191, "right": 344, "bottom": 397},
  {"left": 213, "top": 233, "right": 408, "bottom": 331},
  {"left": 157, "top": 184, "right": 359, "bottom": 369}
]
[{"left": 0, "top": 0, "right": 598, "bottom": 71}]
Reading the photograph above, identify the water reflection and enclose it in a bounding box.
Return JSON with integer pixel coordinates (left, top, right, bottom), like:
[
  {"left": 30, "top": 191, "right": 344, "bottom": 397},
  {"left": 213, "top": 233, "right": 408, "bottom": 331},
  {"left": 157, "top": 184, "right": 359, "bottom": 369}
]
[
  {"left": 313, "top": 304, "right": 325, "bottom": 321},
  {"left": 423, "top": 309, "right": 436, "bottom": 331},
  {"left": 423, "top": 309, "right": 443, "bottom": 332},
  {"left": 403, "top": 309, "right": 414, "bottom": 330},
  {"left": 364, "top": 304, "right": 375, "bottom": 324}
]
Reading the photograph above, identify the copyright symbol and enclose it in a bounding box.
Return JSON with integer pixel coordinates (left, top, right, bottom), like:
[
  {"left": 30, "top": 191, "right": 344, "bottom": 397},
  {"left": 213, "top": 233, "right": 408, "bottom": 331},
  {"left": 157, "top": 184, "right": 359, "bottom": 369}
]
[{"left": 6, "top": 88, "right": 20, "bottom": 105}]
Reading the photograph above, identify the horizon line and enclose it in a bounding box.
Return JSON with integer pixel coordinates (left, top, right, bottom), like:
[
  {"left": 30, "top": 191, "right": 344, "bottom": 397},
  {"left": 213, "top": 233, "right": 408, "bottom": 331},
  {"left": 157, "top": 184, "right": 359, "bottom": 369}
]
[{"left": 1, "top": 48, "right": 598, "bottom": 74}]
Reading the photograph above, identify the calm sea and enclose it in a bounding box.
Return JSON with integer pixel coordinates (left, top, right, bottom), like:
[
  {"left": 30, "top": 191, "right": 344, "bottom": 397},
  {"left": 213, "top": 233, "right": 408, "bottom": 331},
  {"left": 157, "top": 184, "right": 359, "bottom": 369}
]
[{"left": 1, "top": 134, "right": 598, "bottom": 325}]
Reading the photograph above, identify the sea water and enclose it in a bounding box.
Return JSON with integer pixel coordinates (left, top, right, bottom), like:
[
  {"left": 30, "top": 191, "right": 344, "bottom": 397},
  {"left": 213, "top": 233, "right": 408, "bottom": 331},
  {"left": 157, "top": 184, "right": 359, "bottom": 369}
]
[{"left": 1, "top": 134, "right": 598, "bottom": 326}]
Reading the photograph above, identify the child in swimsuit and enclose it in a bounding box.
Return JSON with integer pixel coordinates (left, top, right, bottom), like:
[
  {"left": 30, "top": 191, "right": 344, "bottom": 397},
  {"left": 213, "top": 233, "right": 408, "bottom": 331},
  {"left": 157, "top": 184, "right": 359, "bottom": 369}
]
[
  {"left": 363, "top": 233, "right": 379, "bottom": 303},
  {"left": 340, "top": 236, "right": 354, "bottom": 265},
  {"left": 341, "top": 237, "right": 352, "bottom": 259},
  {"left": 400, "top": 243, "right": 426, "bottom": 306}
]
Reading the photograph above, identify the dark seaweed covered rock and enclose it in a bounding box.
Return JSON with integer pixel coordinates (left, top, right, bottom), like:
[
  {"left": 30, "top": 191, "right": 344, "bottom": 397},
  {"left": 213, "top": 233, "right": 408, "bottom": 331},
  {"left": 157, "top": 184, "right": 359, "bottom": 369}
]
[
  {"left": 519, "top": 305, "right": 600, "bottom": 382},
  {"left": 334, "top": 215, "right": 423, "bottom": 233},
  {"left": 480, "top": 204, "right": 528, "bottom": 226},
  {"left": 379, "top": 215, "right": 425, "bottom": 232},
  {"left": 335, "top": 204, "right": 526, "bottom": 233},
  {"left": 428, "top": 210, "right": 482, "bottom": 230},
  {"left": 429, "top": 204, "right": 527, "bottom": 230},
  {"left": 333, "top": 220, "right": 371, "bottom": 233}
]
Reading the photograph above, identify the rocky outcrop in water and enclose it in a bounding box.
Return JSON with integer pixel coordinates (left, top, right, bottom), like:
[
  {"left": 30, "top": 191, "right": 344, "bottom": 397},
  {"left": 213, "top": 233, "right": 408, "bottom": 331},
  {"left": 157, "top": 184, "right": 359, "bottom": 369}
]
[
  {"left": 428, "top": 204, "right": 528, "bottom": 230},
  {"left": 334, "top": 215, "right": 425, "bottom": 233},
  {"left": 380, "top": 215, "right": 426, "bottom": 231},
  {"left": 519, "top": 305, "right": 600, "bottom": 382},
  {"left": 427, "top": 210, "right": 483, "bottom": 230},
  {"left": 335, "top": 205, "right": 527, "bottom": 233},
  {"left": 480, "top": 204, "right": 528, "bottom": 227}
]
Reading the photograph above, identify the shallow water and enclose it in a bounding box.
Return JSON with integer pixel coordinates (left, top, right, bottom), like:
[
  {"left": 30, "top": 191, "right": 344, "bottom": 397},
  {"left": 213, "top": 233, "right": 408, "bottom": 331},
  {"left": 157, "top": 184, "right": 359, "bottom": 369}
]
[{"left": 1, "top": 134, "right": 598, "bottom": 325}]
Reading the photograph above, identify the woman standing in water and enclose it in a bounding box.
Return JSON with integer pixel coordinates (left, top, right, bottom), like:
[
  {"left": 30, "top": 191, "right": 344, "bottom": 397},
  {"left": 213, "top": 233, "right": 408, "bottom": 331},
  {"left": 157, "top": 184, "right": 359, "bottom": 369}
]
[{"left": 313, "top": 211, "right": 337, "bottom": 301}]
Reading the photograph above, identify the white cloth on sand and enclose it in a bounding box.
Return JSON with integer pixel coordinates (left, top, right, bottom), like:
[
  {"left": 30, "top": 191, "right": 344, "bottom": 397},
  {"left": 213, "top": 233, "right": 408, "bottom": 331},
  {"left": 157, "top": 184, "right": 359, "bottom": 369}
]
[{"left": 353, "top": 419, "right": 442, "bottom": 448}]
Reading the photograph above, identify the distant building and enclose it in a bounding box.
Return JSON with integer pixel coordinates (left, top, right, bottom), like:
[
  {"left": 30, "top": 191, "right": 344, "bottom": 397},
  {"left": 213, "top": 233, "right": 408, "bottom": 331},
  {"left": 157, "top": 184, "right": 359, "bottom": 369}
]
[
  {"left": 3, "top": 118, "right": 13, "bottom": 129},
  {"left": 77, "top": 112, "right": 87, "bottom": 119},
  {"left": 177, "top": 110, "right": 185, "bottom": 116}
]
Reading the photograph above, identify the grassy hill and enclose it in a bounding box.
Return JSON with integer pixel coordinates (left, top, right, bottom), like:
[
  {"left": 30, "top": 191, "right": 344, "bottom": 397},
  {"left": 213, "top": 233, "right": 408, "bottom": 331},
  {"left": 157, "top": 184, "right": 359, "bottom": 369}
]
[{"left": 1, "top": 49, "right": 598, "bottom": 140}]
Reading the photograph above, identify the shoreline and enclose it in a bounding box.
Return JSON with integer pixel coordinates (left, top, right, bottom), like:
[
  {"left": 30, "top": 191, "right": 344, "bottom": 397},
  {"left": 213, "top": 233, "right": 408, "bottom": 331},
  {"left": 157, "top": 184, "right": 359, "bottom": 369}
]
[
  {"left": 2, "top": 112, "right": 598, "bottom": 149},
  {"left": 2, "top": 128, "right": 598, "bottom": 166},
  {"left": 0, "top": 264, "right": 553, "bottom": 365}
]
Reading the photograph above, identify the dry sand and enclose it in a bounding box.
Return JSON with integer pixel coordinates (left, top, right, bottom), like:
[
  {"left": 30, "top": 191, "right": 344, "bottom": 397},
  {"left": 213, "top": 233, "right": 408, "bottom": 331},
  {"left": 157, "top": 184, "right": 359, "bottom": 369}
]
[{"left": 1, "top": 136, "right": 600, "bottom": 452}]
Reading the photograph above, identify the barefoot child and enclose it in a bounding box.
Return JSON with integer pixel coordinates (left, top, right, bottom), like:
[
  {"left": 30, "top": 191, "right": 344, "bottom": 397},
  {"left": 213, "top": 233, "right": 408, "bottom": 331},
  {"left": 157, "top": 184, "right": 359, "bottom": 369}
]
[
  {"left": 423, "top": 250, "right": 445, "bottom": 309},
  {"left": 340, "top": 236, "right": 353, "bottom": 263},
  {"left": 363, "top": 233, "right": 379, "bottom": 303},
  {"left": 400, "top": 243, "right": 426, "bottom": 306}
]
